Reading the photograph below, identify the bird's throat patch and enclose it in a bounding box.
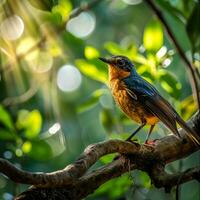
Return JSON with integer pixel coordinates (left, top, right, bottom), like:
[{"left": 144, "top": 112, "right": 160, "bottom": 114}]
[{"left": 109, "top": 64, "right": 130, "bottom": 80}]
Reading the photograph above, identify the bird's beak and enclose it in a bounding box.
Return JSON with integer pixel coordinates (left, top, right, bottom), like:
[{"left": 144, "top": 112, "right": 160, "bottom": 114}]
[{"left": 98, "top": 57, "right": 112, "bottom": 64}]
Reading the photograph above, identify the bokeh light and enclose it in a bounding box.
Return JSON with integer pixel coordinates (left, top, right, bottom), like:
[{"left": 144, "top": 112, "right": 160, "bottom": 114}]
[
  {"left": 163, "top": 58, "right": 172, "bottom": 67},
  {"left": 49, "top": 123, "right": 61, "bottom": 135},
  {"left": 0, "top": 15, "right": 24, "bottom": 40},
  {"left": 41, "top": 123, "right": 66, "bottom": 157},
  {"left": 3, "top": 151, "right": 12, "bottom": 159},
  {"left": 109, "top": 1, "right": 127, "bottom": 13},
  {"left": 66, "top": 12, "right": 96, "bottom": 38},
  {"left": 32, "top": 51, "right": 53, "bottom": 73},
  {"left": 156, "top": 46, "right": 167, "bottom": 58},
  {"left": 15, "top": 148, "right": 23, "bottom": 157},
  {"left": 3, "top": 193, "right": 13, "bottom": 200},
  {"left": 17, "top": 38, "right": 53, "bottom": 73},
  {"left": 57, "top": 64, "right": 82, "bottom": 92}
]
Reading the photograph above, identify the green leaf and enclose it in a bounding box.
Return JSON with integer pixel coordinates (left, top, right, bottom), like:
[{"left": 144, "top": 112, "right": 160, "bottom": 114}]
[
  {"left": 48, "top": 40, "right": 62, "bottom": 57},
  {"left": 104, "top": 42, "right": 147, "bottom": 65},
  {"left": 16, "top": 110, "right": 42, "bottom": 139},
  {"left": 104, "top": 42, "right": 126, "bottom": 55},
  {"left": 28, "top": 0, "right": 56, "bottom": 11},
  {"left": 139, "top": 171, "right": 151, "bottom": 188},
  {"left": 44, "top": 12, "right": 63, "bottom": 25},
  {"left": 0, "top": 130, "right": 15, "bottom": 140},
  {"left": 78, "top": 89, "right": 106, "bottom": 113},
  {"left": 22, "top": 141, "right": 32, "bottom": 153},
  {"left": 143, "top": 19, "right": 163, "bottom": 52},
  {"left": 186, "top": 2, "right": 200, "bottom": 52},
  {"left": 26, "top": 140, "right": 53, "bottom": 161},
  {"left": 100, "top": 153, "right": 115, "bottom": 164},
  {"left": 0, "top": 105, "right": 14, "bottom": 130},
  {"left": 76, "top": 59, "right": 108, "bottom": 83},
  {"left": 84, "top": 46, "right": 100, "bottom": 60},
  {"left": 94, "top": 175, "right": 132, "bottom": 199},
  {"left": 52, "top": 0, "right": 72, "bottom": 21},
  {"left": 100, "top": 109, "right": 116, "bottom": 134},
  {"left": 63, "top": 32, "right": 85, "bottom": 56},
  {"left": 158, "top": 70, "right": 181, "bottom": 99},
  {"left": 180, "top": 95, "right": 197, "bottom": 120},
  {"left": 156, "top": 0, "right": 186, "bottom": 24},
  {"left": 137, "top": 65, "right": 156, "bottom": 83}
]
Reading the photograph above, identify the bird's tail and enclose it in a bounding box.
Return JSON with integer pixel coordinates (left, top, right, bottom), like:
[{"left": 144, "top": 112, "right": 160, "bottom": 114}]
[{"left": 176, "top": 116, "right": 200, "bottom": 146}]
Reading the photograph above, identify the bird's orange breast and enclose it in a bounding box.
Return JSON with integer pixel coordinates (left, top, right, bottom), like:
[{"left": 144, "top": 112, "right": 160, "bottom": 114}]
[{"left": 109, "top": 67, "right": 159, "bottom": 125}]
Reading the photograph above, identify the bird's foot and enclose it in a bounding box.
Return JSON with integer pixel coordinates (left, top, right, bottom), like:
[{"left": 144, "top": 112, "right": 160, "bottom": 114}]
[
  {"left": 143, "top": 139, "right": 158, "bottom": 150},
  {"left": 145, "top": 140, "right": 157, "bottom": 145}
]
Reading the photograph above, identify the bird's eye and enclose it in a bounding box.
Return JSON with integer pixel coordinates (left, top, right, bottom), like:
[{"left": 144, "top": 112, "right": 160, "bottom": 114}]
[{"left": 117, "top": 59, "right": 125, "bottom": 66}]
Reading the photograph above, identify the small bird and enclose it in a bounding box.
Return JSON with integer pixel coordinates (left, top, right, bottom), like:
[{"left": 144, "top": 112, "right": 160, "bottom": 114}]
[{"left": 99, "top": 55, "right": 200, "bottom": 146}]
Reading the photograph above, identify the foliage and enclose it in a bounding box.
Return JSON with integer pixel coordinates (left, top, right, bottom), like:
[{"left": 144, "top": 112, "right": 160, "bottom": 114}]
[{"left": 0, "top": 0, "right": 199, "bottom": 199}]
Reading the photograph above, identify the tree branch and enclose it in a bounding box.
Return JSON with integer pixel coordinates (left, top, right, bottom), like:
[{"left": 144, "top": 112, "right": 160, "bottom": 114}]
[
  {"left": 150, "top": 164, "right": 200, "bottom": 192},
  {"left": 0, "top": 113, "right": 199, "bottom": 199},
  {"left": 0, "top": 141, "right": 141, "bottom": 187},
  {"left": 145, "top": 0, "right": 200, "bottom": 110},
  {"left": 68, "top": 0, "right": 101, "bottom": 20},
  {"left": 2, "top": 80, "right": 41, "bottom": 107}
]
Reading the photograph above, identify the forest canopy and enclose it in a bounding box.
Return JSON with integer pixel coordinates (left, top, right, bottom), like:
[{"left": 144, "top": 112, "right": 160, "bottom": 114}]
[{"left": 0, "top": 0, "right": 199, "bottom": 200}]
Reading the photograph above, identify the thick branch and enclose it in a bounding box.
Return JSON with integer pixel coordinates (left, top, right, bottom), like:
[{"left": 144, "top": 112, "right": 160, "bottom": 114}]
[
  {"left": 0, "top": 141, "right": 140, "bottom": 187},
  {"left": 0, "top": 113, "right": 198, "bottom": 199},
  {"left": 150, "top": 165, "right": 200, "bottom": 192},
  {"left": 145, "top": 0, "right": 200, "bottom": 110}
]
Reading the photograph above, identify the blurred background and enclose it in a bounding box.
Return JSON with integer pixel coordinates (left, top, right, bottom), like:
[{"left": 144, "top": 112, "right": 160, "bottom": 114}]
[{"left": 0, "top": 0, "right": 199, "bottom": 199}]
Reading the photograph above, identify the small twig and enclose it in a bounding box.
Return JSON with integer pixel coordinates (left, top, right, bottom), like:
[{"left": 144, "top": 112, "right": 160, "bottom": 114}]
[
  {"left": 68, "top": 0, "right": 101, "bottom": 20},
  {"left": 2, "top": 81, "right": 40, "bottom": 107},
  {"left": 192, "top": 49, "right": 200, "bottom": 80},
  {"left": 145, "top": 0, "right": 200, "bottom": 110}
]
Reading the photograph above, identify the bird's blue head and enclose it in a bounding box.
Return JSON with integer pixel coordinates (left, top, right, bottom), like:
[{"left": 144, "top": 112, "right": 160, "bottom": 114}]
[{"left": 99, "top": 55, "right": 134, "bottom": 72}]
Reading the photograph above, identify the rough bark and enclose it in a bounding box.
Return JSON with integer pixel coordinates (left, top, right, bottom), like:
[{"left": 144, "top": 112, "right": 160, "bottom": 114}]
[{"left": 0, "top": 113, "right": 199, "bottom": 199}]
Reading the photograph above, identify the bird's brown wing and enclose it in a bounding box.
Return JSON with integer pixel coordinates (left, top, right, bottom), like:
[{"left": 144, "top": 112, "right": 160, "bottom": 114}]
[
  {"left": 142, "top": 94, "right": 180, "bottom": 137},
  {"left": 143, "top": 94, "right": 200, "bottom": 145},
  {"left": 124, "top": 76, "right": 200, "bottom": 145},
  {"left": 126, "top": 85, "right": 180, "bottom": 137},
  {"left": 123, "top": 76, "right": 180, "bottom": 136}
]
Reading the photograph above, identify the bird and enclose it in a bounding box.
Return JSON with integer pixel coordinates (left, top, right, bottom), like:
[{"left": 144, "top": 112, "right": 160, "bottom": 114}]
[{"left": 99, "top": 55, "right": 200, "bottom": 146}]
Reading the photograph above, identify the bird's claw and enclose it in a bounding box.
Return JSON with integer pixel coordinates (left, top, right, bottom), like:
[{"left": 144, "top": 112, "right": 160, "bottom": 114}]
[
  {"left": 143, "top": 139, "right": 158, "bottom": 150},
  {"left": 145, "top": 140, "right": 157, "bottom": 145}
]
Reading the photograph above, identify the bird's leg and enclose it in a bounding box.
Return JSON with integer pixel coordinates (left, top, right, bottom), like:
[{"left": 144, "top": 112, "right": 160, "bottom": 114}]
[
  {"left": 126, "top": 123, "right": 146, "bottom": 141},
  {"left": 113, "top": 123, "right": 145, "bottom": 161},
  {"left": 145, "top": 125, "right": 155, "bottom": 144}
]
